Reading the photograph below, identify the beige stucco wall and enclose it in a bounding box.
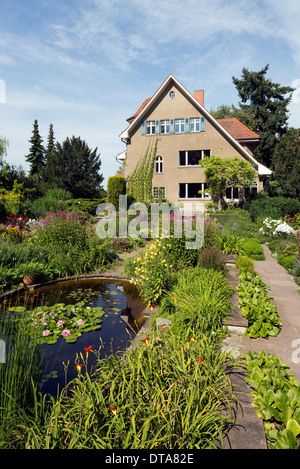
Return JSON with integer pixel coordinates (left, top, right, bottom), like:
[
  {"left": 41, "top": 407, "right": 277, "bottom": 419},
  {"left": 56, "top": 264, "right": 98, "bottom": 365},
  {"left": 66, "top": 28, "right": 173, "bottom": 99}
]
[{"left": 124, "top": 82, "right": 259, "bottom": 204}]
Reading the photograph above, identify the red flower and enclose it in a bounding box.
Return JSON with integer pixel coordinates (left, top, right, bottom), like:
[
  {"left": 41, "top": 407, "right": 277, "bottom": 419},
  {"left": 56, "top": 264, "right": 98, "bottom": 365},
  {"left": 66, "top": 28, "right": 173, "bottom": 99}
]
[
  {"left": 84, "top": 345, "right": 93, "bottom": 354},
  {"left": 141, "top": 337, "right": 149, "bottom": 344},
  {"left": 109, "top": 406, "right": 117, "bottom": 415},
  {"left": 197, "top": 356, "right": 203, "bottom": 366}
]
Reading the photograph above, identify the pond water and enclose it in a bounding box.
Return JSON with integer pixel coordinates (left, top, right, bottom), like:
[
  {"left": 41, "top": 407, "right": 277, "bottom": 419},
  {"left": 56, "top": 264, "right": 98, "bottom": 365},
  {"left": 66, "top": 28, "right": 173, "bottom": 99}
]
[{"left": 12, "top": 279, "right": 147, "bottom": 396}]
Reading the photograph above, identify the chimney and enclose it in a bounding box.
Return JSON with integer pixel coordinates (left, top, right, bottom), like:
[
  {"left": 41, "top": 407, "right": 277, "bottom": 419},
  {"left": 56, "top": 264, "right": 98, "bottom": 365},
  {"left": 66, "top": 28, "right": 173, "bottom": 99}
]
[{"left": 193, "top": 90, "right": 204, "bottom": 107}]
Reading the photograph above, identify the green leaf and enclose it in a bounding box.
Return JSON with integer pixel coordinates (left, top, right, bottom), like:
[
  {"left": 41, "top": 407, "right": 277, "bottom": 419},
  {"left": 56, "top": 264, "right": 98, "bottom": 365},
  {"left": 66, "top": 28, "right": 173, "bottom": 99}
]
[{"left": 286, "top": 418, "right": 300, "bottom": 437}]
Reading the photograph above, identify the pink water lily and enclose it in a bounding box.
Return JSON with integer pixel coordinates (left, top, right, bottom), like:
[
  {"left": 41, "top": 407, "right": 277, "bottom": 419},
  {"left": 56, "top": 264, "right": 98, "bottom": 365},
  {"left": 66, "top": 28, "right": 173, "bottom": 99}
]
[
  {"left": 43, "top": 330, "right": 51, "bottom": 336},
  {"left": 57, "top": 320, "right": 64, "bottom": 326},
  {"left": 77, "top": 319, "right": 84, "bottom": 325},
  {"left": 62, "top": 329, "right": 71, "bottom": 337}
]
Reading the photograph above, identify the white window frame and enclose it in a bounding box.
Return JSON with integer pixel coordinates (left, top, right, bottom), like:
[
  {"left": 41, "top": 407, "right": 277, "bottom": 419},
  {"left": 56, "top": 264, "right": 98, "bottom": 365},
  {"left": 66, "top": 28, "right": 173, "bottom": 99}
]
[
  {"left": 175, "top": 118, "right": 185, "bottom": 133},
  {"left": 190, "top": 118, "right": 200, "bottom": 132},
  {"left": 155, "top": 155, "right": 163, "bottom": 173},
  {"left": 179, "top": 149, "right": 211, "bottom": 166},
  {"left": 146, "top": 121, "right": 156, "bottom": 135},
  {"left": 179, "top": 183, "right": 210, "bottom": 200},
  {"left": 153, "top": 187, "right": 165, "bottom": 199},
  {"left": 161, "top": 120, "right": 170, "bottom": 134}
]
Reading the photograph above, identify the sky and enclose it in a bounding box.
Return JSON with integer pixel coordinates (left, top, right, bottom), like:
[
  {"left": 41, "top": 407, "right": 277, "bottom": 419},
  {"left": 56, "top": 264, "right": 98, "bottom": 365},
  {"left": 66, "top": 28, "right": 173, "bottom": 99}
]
[{"left": 1, "top": 0, "right": 300, "bottom": 188}]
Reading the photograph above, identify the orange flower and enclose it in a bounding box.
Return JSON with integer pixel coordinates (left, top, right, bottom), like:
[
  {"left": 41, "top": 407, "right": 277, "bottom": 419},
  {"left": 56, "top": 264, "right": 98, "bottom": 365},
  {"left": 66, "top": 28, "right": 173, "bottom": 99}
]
[
  {"left": 173, "top": 295, "right": 177, "bottom": 305},
  {"left": 197, "top": 356, "right": 203, "bottom": 366},
  {"left": 74, "top": 363, "right": 84, "bottom": 373},
  {"left": 84, "top": 345, "right": 93, "bottom": 356},
  {"left": 189, "top": 336, "right": 195, "bottom": 341},
  {"left": 141, "top": 337, "right": 149, "bottom": 344},
  {"left": 109, "top": 406, "right": 117, "bottom": 415}
]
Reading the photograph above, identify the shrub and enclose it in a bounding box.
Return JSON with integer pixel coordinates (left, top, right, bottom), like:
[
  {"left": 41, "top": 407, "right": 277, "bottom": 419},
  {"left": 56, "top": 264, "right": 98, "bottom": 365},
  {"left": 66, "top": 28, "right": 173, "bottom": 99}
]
[
  {"left": 235, "top": 255, "right": 254, "bottom": 273},
  {"left": 247, "top": 195, "right": 300, "bottom": 221},
  {"left": 29, "top": 189, "right": 72, "bottom": 218},
  {"left": 278, "top": 255, "right": 297, "bottom": 270},
  {"left": 32, "top": 211, "right": 89, "bottom": 250},
  {"left": 197, "top": 246, "right": 225, "bottom": 272},
  {"left": 216, "top": 233, "right": 245, "bottom": 254},
  {"left": 107, "top": 176, "right": 126, "bottom": 210},
  {"left": 241, "top": 239, "right": 265, "bottom": 260},
  {"left": 130, "top": 237, "right": 175, "bottom": 306}
]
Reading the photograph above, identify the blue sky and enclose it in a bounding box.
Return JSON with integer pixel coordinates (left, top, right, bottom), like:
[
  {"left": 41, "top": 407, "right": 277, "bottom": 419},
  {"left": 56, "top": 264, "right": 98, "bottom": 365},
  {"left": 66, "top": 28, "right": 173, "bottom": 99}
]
[{"left": 1, "top": 0, "right": 300, "bottom": 188}]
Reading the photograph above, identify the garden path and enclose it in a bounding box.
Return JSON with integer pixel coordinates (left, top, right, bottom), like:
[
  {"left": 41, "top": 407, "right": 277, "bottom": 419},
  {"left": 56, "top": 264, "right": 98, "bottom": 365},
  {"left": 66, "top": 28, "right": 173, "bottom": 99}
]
[
  {"left": 241, "top": 244, "right": 300, "bottom": 381},
  {"left": 221, "top": 244, "right": 300, "bottom": 449}
]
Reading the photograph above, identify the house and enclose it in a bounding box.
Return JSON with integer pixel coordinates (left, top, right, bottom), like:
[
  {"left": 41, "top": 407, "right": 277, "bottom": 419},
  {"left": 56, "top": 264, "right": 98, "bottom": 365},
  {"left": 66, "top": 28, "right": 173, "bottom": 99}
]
[{"left": 116, "top": 74, "right": 271, "bottom": 206}]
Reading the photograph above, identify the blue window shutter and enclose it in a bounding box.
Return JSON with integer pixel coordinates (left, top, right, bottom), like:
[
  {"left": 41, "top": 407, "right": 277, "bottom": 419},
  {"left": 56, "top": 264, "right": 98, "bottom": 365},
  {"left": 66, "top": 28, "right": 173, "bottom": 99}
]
[
  {"left": 141, "top": 120, "right": 146, "bottom": 135},
  {"left": 184, "top": 118, "right": 189, "bottom": 132},
  {"left": 155, "top": 120, "right": 160, "bottom": 134},
  {"left": 170, "top": 118, "right": 175, "bottom": 133},
  {"left": 200, "top": 116, "right": 205, "bottom": 132}
]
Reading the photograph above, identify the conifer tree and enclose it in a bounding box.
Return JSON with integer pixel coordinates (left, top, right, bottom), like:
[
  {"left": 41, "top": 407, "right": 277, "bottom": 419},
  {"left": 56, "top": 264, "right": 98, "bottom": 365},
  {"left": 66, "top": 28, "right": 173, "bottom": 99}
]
[
  {"left": 232, "top": 65, "right": 294, "bottom": 168},
  {"left": 46, "top": 123, "right": 55, "bottom": 157},
  {"left": 25, "top": 119, "right": 45, "bottom": 176}
]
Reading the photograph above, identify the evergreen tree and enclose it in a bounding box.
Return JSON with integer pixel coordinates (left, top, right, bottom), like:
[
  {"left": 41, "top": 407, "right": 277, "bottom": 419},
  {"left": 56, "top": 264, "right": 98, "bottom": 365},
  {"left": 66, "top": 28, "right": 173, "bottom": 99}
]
[
  {"left": 232, "top": 65, "right": 294, "bottom": 168},
  {"left": 46, "top": 123, "right": 55, "bottom": 157},
  {"left": 43, "top": 135, "right": 104, "bottom": 198},
  {"left": 25, "top": 119, "right": 45, "bottom": 176},
  {"left": 272, "top": 128, "right": 300, "bottom": 199}
]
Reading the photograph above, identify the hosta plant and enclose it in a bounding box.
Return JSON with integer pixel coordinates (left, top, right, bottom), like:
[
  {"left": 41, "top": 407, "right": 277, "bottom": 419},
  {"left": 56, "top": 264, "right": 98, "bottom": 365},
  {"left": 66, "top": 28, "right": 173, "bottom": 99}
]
[
  {"left": 245, "top": 351, "right": 300, "bottom": 449},
  {"left": 237, "top": 272, "right": 281, "bottom": 338}
]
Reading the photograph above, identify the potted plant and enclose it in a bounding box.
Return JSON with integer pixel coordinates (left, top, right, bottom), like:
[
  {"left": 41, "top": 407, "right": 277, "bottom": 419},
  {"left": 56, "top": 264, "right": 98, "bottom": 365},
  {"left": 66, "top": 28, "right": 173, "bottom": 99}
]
[{"left": 18, "top": 262, "right": 45, "bottom": 286}]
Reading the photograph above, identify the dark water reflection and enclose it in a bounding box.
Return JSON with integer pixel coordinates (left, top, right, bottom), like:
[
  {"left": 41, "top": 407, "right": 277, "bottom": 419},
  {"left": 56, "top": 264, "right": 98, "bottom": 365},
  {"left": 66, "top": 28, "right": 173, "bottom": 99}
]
[{"left": 17, "top": 279, "right": 147, "bottom": 396}]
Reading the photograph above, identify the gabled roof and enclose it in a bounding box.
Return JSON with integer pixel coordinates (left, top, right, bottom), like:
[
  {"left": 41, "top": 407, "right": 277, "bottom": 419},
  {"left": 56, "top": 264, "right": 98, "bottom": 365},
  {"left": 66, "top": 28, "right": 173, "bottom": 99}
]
[
  {"left": 120, "top": 74, "right": 271, "bottom": 176},
  {"left": 127, "top": 97, "right": 152, "bottom": 123},
  {"left": 217, "top": 118, "right": 260, "bottom": 141}
]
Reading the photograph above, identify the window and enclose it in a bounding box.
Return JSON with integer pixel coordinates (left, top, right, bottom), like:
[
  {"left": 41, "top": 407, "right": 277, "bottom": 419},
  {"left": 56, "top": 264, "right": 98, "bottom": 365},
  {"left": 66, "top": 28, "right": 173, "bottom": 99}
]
[
  {"left": 175, "top": 119, "right": 185, "bottom": 133},
  {"left": 190, "top": 118, "right": 200, "bottom": 132},
  {"left": 226, "top": 186, "right": 239, "bottom": 200},
  {"left": 146, "top": 121, "right": 156, "bottom": 135},
  {"left": 179, "top": 150, "right": 210, "bottom": 166},
  {"left": 155, "top": 156, "right": 163, "bottom": 173},
  {"left": 169, "top": 91, "right": 175, "bottom": 100},
  {"left": 153, "top": 187, "right": 165, "bottom": 199},
  {"left": 179, "top": 183, "right": 210, "bottom": 199},
  {"left": 161, "top": 120, "right": 170, "bottom": 134}
]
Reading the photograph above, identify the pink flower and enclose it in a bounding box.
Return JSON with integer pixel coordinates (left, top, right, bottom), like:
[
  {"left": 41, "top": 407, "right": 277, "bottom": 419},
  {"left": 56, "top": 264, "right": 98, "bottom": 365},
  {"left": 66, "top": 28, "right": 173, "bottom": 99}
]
[
  {"left": 71, "top": 308, "right": 76, "bottom": 312},
  {"left": 43, "top": 330, "right": 51, "bottom": 336},
  {"left": 77, "top": 319, "right": 84, "bottom": 325},
  {"left": 62, "top": 329, "right": 71, "bottom": 337},
  {"left": 57, "top": 320, "right": 64, "bottom": 326}
]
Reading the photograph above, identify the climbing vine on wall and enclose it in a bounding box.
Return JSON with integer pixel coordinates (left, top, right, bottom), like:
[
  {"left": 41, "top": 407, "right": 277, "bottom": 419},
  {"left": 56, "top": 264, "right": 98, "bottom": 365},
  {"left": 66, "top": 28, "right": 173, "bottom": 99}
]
[{"left": 127, "top": 139, "right": 158, "bottom": 203}]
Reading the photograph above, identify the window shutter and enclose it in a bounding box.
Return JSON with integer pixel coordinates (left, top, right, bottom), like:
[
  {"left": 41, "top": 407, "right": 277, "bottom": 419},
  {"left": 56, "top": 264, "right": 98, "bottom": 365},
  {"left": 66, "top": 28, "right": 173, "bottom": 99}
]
[
  {"left": 141, "top": 120, "right": 146, "bottom": 135},
  {"left": 170, "top": 118, "right": 175, "bottom": 133},
  {"left": 184, "top": 118, "right": 190, "bottom": 132},
  {"left": 155, "top": 120, "right": 160, "bottom": 134},
  {"left": 200, "top": 116, "right": 205, "bottom": 131}
]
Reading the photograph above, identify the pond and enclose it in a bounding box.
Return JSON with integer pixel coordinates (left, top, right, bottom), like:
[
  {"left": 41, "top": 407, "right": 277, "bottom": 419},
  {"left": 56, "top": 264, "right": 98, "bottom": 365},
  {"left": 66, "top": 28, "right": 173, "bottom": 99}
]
[{"left": 6, "top": 279, "right": 148, "bottom": 396}]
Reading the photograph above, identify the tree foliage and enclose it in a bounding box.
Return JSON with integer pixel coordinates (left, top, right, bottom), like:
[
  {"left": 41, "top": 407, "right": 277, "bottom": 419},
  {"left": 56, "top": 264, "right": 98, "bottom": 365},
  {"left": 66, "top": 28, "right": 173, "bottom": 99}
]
[
  {"left": 272, "top": 128, "right": 300, "bottom": 199},
  {"left": 107, "top": 175, "right": 126, "bottom": 209},
  {"left": 232, "top": 65, "right": 294, "bottom": 168},
  {"left": 43, "top": 135, "right": 103, "bottom": 198},
  {"left": 200, "top": 156, "right": 257, "bottom": 209},
  {"left": 25, "top": 119, "right": 46, "bottom": 176}
]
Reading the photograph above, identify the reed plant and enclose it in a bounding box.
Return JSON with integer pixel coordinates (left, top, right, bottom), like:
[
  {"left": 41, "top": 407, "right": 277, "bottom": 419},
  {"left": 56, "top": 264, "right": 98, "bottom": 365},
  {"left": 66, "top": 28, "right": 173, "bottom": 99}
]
[
  {"left": 0, "top": 304, "right": 44, "bottom": 448},
  {"left": 12, "top": 333, "right": 236, "bottom": 449}
]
